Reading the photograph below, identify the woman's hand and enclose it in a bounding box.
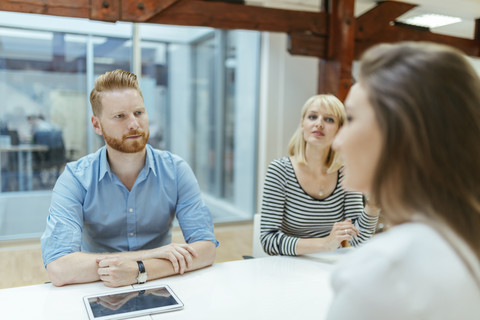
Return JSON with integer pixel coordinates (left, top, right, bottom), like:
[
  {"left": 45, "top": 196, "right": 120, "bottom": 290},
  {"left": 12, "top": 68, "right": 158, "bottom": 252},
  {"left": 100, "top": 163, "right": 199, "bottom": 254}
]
[{"left": 325, "top": 219, "right": 359, "bottom": 251}]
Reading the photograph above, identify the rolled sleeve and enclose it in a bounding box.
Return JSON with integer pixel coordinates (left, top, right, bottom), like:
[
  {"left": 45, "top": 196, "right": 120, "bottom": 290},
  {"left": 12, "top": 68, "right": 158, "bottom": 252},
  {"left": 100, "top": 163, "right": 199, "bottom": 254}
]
[
  {"left": 40, "top": 166, "right": 85, "bottom": 267},
  {"left": 174, "top": 157, "right": 218, "bottom": 247}
]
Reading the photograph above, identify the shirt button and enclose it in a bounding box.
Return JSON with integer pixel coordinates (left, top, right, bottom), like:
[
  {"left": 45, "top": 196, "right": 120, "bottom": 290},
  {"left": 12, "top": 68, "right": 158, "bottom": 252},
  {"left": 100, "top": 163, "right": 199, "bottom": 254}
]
[
  {"left": 130, "top": 233, "right": 134, "bottom": 237},
  {"left": 129, "top": 208, "right": 133, "bottom": 213}
]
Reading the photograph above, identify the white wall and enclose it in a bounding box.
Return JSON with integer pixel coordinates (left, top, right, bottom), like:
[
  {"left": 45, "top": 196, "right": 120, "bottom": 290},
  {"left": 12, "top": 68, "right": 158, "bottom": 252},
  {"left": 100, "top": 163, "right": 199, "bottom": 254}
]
[
  {"left": 256, "top": 32, "right": 319, "bottom": 212},
  {"left": 467, "top": 57, "right": 480, "bottom": 74}
]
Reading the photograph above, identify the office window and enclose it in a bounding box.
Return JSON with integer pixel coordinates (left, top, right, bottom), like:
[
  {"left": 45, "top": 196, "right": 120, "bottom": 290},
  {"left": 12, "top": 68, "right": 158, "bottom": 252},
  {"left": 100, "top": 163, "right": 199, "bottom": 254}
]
[
  {"left": 139, "top": 41, "right": 169, "bottom": 150},
  {"left": 0, "top": 14, "right": 259, "bottom": 240},
  {"left": 0, "top": 28, "right": 86, "bottom": 192},
  {"left": 140, "top": 26, "right": 260, "bottom": 222},
  {"left": 166, "top": 28, "right": 260, "bottom": 221},
  {"left": 192, "top": 31, "right": 237, "bottom": 201}
]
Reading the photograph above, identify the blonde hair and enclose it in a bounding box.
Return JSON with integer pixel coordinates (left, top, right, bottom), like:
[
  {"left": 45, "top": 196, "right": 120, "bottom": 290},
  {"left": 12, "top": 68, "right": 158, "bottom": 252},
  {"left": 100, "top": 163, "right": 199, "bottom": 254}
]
[
  {"left": 90, "top": 69, "right": 143, "bottom": 116},
  {"left": 287, "top": 94, "right": 346, "bottom": 173},
  {"left": 359, "top": 42, "right": 480, "bottom": 263}
]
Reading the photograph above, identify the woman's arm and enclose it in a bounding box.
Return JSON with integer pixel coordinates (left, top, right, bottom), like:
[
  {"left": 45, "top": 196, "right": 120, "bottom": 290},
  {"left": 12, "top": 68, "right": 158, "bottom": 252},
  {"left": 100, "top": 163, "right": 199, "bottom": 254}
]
[
  {"left": 344, "top": 192, "right": 380, "bottom": 246},
  {"left": 260, "top": 159, "right": 300, "bottom": 255},
  {"left": 296, "top": 219, "right": 359, "bottom": 254}
]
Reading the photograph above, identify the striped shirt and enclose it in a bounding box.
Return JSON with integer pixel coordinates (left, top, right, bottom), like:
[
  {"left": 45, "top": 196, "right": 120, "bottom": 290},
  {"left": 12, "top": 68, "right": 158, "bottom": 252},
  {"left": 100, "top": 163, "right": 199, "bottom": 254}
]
[{"left": 260, "top": 157, "right": 378, "bottom": 256}]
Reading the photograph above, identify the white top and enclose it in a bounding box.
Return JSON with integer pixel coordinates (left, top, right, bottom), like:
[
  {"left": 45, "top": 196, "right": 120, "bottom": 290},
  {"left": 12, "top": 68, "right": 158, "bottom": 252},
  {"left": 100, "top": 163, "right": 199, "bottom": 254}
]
[{"left": 327, "top": 222, "right": 480, "bottom": 319}]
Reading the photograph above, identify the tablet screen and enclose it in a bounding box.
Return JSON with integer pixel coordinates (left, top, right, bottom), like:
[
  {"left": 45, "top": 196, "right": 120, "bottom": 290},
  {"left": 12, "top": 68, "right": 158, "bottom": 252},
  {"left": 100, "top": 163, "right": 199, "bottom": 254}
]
[{"left": 84, "top": 285, "right": 183, "bottom": 320}]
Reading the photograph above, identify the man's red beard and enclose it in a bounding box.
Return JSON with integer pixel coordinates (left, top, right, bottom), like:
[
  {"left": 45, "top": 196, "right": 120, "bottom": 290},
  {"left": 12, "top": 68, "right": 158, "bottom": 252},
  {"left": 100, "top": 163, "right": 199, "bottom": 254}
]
[{"left": 102, "top": 128, "right": 150, "bottom": 153}]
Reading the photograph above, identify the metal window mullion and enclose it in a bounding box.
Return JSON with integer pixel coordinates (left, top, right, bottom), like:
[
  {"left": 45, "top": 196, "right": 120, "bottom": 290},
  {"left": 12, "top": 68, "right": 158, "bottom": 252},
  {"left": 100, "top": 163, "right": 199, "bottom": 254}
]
[
  {"left": 132, "top": 23, "right": 141, "bottom": 78},
  {"left": 86, "top": 34, "right": 95, "bottom": 154},
  {"left": 213, "top": 30, "right": 227, "bottom": 197},
  {"left": 165, "top": 43, "right": 172, "bottom": 152}
]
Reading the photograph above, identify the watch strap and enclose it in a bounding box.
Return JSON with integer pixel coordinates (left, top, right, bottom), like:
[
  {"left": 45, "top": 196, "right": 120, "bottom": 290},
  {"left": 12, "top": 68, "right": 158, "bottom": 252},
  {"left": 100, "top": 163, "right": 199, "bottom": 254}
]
[
  {"left": 136, "top": 261, "right": 147, "bottom": 284},
  {"left": 137, "top": 260, "right": 146, "bottom": 273}
]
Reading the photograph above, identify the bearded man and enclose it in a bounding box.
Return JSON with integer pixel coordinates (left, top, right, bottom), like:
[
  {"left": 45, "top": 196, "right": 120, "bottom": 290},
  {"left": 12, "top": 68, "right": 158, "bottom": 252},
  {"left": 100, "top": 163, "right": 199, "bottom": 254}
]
[{"left": 41, "top": 69, "right": 218, "bottom": 288}]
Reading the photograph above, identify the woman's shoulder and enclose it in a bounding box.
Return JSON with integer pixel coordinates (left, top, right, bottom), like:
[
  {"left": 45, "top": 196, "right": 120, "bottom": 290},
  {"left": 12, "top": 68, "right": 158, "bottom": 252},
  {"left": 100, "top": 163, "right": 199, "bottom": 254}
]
[
  {"left": 338, "top": 223, "right": 455, "bottom": 264},
  {"left": 334, "top": 223, "right": 479, "bottom": 291},
  {"left": 330, "top": 223, "right": 480, "bottom": 317},
  {"left": 265, "top": 157, "right": 294, "bottom": 183},
  {"left": 268, "top": 156, "right": 292, "bottom": 170},
  {"left": 271, "top": 156, "right": 290, "bottom": 165}
]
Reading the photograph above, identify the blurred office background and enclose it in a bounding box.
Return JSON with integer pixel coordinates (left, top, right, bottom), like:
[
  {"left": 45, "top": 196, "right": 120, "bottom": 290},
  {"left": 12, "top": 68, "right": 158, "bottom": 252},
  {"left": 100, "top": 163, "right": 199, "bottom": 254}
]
[
  {"left": 0, "top": 11, "right": 320, "bottom": 241},
  {"left": 1, "top": 7, "right": 479, "bottom": 242}
]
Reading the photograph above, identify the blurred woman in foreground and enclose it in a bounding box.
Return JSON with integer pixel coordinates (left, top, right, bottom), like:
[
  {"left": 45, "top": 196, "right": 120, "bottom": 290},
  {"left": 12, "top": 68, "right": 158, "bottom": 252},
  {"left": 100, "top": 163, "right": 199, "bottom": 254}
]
[{"left": 328, "top": 42, "right": 480, "bottom": 319}]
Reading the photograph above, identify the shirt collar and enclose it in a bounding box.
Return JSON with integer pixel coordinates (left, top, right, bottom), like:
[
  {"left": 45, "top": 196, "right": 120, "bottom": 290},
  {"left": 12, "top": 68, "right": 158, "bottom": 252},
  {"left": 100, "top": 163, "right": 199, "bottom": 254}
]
[
  {"left": 98, "top": 147, "right": 110, "bottom": 182},
  {"left": 98, "top": 145, "right": 157, "bottom": 182},
  {"left": 144, "top": 145, "right": 157, "bottom": 177}
]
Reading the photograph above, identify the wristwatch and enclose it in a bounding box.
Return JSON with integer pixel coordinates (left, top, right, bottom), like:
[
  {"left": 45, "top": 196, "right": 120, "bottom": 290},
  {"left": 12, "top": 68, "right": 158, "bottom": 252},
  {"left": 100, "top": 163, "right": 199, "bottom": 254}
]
[{"left": 136, "top": 261, "right": 147, "bottom": 284}]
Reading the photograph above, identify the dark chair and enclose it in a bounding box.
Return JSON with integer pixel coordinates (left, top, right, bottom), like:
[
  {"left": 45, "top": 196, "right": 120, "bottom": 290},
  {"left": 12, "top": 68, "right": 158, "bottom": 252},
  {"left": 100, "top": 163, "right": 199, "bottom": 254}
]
[
  {"left": 0, "top": 129, "right": 20, "bottom": 191},
  {"left": 32, "top": 130, "right": 66, "bottom": 189}
]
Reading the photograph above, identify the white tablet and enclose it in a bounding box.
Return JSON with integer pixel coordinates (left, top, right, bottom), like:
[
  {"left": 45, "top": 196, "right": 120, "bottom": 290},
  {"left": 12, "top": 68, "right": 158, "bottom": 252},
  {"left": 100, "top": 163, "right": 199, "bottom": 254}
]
[{"left": 83, "top": 284, "right": 184, "bottom": 320}]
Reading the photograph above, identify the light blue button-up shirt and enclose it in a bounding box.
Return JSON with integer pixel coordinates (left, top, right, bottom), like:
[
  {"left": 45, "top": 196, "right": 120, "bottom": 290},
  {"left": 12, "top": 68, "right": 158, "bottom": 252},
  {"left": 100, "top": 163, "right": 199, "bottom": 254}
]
[{"left": 41, "top": 145, "right": 218, "bottom": 267}]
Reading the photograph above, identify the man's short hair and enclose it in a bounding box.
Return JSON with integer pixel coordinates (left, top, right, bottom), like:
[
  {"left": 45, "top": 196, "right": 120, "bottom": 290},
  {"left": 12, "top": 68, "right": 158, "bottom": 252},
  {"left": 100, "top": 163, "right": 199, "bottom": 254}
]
[{"left": 90, "top": 69, "right": 143, "bottom": 116}]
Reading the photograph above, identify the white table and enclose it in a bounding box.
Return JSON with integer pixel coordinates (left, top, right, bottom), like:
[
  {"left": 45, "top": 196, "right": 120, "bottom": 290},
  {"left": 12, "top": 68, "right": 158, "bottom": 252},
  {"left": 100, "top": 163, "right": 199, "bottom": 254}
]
[{"left": 0, "top": 255, "right": 337, "bottom": 320}]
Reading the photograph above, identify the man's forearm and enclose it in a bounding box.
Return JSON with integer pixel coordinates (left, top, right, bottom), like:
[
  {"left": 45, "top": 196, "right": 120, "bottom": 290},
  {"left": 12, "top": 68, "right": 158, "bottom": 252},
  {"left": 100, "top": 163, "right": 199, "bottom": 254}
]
[
  {"left": 47, "top": 241, "right": 216, "bottom": 287},
  {"left": 46, "top": 250, "right": 155, "bottom": 286},
  {"left": 144, "top": 241, "right": 216, "bottom": 280},
  {"left": 46, "top": 252, "right": 101, "bottom": 286}
]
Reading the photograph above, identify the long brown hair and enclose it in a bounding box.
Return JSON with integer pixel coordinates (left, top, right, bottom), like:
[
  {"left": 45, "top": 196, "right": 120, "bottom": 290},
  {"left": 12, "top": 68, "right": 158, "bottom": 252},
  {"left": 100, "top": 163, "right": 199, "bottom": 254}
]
[{"left": 359, "top": 42, "right": 480, "bottom": 262}]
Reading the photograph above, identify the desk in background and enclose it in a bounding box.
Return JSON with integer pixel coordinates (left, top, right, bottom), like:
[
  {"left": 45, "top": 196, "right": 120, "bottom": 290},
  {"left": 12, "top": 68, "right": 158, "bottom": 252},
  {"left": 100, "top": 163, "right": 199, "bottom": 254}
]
[
  {"left": 0, "top": 256, "right": 335, "bottom": 320},
  {"left": 0, "top": 144, "right": 48, "bottom": 192}
]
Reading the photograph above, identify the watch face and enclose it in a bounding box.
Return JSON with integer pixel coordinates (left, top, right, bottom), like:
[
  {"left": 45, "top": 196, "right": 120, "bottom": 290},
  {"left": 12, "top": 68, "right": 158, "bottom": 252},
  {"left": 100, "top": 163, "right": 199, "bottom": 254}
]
[{"left": 137, "top": 272, "right": 147, "bottom": 284}]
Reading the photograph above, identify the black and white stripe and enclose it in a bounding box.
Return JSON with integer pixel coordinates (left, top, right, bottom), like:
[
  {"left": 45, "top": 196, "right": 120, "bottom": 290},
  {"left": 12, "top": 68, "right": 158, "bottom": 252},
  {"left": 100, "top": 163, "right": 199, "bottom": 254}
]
[{"left": 260, "top": 157, "right": 378, "bottom": 256}]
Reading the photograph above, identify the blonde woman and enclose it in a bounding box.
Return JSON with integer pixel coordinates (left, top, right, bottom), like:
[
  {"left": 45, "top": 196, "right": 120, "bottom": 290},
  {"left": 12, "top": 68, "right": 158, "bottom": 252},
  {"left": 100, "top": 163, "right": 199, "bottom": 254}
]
[
  {"left": 328, "top": 42, "right": 480, "bottom": 318},
  {"left": 260, "top": 94, "right": 379, "bottom": 256}
]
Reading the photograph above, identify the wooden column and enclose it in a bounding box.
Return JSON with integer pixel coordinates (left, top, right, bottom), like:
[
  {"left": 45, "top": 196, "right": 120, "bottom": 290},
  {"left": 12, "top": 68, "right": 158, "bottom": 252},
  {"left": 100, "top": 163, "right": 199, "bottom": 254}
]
[
  {"left": 317, "top": 0, "right": 355, "bottom": 101},
  {"left": 475, "top": 19, "right": 480, "bottom": 56}
]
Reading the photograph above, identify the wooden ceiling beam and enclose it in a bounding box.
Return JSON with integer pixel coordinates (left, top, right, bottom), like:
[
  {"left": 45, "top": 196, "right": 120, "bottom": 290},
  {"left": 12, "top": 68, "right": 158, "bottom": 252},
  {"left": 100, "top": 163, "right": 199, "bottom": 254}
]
[
  {"left": 318, "top": 0, "right": 355, "bottom": 101},
  {"left": 90, "top": 0, "right": 120, "bottom": 21},
  {"left": 356, "top": 0, "right": 417, "bottom": 40},
  {"left": 146, "top": 0, "right": 327, "bottom": 34},
  {"left": 0, "top": 0, "right": 90, "bottom": 19},
  {"left": 0, "top": 0, "right": 478, "bottom": 59},
  {"left": 287, "top": 32, "right": 327, "bottom": 58},
  {"left": 122, "top": 0, "right": 180, "bottom": 22},
  {"left": 91, "top": 0, "right": 182, "bottom": 22},
  {"left": 0, "top": 0, "right": 326, "bottom": 34}
]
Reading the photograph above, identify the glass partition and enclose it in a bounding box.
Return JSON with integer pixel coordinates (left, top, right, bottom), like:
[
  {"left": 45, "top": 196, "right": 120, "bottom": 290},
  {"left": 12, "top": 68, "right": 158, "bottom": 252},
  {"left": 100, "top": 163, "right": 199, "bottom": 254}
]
[
  {"left": 0, "top": 13, "right": 260, "bottom": 239},
  {"left": 0, "top": 28, "right": 87, "bottom": 192}
]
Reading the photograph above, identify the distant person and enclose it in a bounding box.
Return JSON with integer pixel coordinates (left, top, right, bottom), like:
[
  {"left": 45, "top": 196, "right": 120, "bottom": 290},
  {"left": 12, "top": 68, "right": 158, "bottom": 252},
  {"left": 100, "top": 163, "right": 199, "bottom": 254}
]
[
  {"left": 0, "top": 116, "right": 20, "bottom": 191},
  {"left": 28, "top": 114, "right": 55, "bottom": 134},
  {"left": 260, "top": 94, "right": 379, "bottom": 256},
  {"left": 327, "top": 42, "right": 480, "bottom": 319},
  {"left": 8, "top": 106, "right": 31, "bottom": 143},
  {"left": 27, "top": 114, "right": 65, "bottom": 186},
  {"left": 41, "top": 69, "right": 218, "bottom": 287}
]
